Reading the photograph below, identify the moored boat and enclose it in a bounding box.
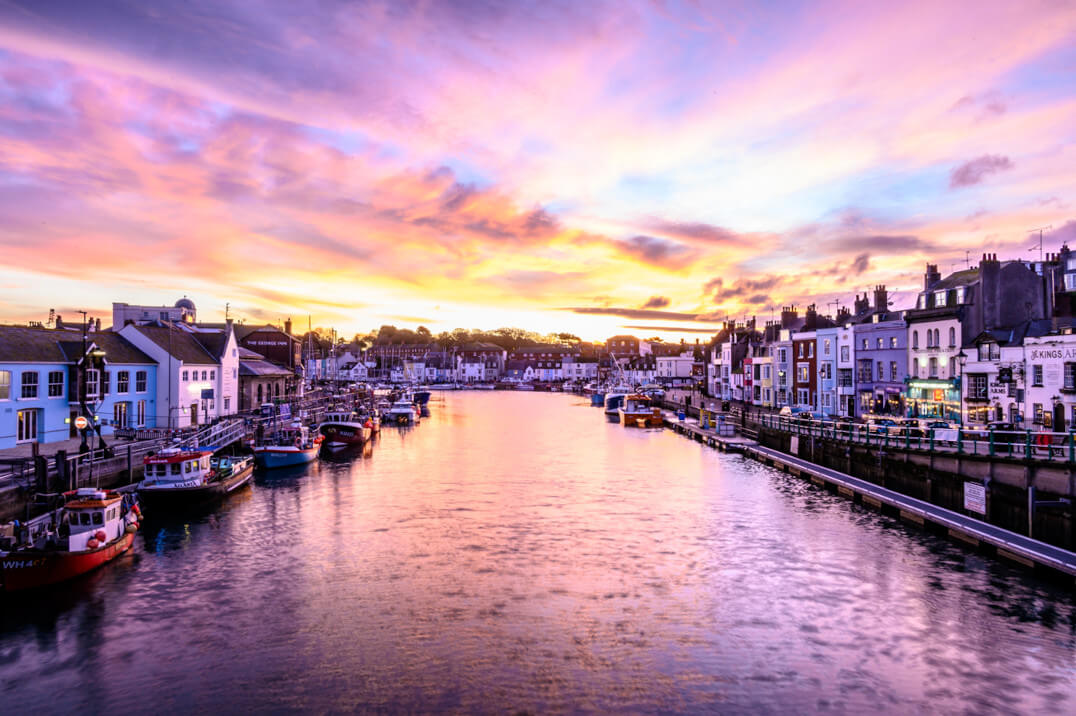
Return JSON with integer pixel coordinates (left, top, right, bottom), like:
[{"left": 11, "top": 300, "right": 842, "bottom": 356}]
[
  {"left": 1, "top": 489, "right": 141, "bottom": 592},
  {"left": 618, "top": 394, "right": 664, "bottom": 428},
  {"left": 411, "top": 388, "right": 432, "bottom": 406},
  {"left": 252, "top": 424, "right": 324, "bottom": 469},
  {"left": 384, "top": 399, "right": 420, "bottom": 426},
  {"left": 604, "top": 390, "right": 630, "bottom": 422},
  {"left": 139, "top": 448, "right": 255, "bottom": 510},
  {"left": 318, "top": 410, "right": 373, "bottom": 447}
]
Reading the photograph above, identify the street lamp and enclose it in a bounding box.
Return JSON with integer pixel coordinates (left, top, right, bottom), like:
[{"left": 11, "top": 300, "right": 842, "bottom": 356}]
[{"left": 956, "top": 348, "right": 968, "bottom": 426}]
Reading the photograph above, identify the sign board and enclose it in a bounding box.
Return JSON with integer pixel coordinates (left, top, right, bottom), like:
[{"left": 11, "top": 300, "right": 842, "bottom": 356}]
[
  {"left": 932, "top": 389, "right": 945, "bottom": 402},
  {"left": 790, "top": 436, "right": 799, "bottom": 455},
  {"left": 200, "top": 388, "right": 214, "bottom": 400},
  {"left": 73, "top": 415, "right": 89, "bottom": 430},
  {"left": 963, "top": 482, "right": 987, "bottom": 514}
]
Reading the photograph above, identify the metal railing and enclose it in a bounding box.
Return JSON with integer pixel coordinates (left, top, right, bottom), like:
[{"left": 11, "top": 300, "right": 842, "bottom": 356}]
[{"left": 754, "top": 414, "right": 1076, "bottom": 463}]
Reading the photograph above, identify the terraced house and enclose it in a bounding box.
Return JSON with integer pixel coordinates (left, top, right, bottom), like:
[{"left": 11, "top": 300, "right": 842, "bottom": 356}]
[{"left": 0, "top": 325, "right": 157, "bottom": 449}]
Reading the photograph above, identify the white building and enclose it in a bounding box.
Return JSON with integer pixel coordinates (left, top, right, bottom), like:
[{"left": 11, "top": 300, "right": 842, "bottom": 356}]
[
  {"left": 656, "top": 353, "right": 695, "bottom": 383},
  {"left": 112, "top": 297, "right": 197, "bottom": 327},
  {"left": 1022, "top": 331, "right": 1076, "bottom": 431},
  {"left": 119, "top": 322, "right": 239, "bottom": 428}
]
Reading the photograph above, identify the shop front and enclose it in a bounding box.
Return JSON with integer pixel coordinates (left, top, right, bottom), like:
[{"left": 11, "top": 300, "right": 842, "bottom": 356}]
[{"left": 905, "top": 378, "right": 961, "bottom": 423}]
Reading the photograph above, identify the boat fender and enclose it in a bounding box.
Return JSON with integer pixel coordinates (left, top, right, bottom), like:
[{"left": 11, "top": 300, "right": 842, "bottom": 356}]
[
  {"left": 132, "top": 504, "right": 141, "bottom": 516},
  {"left": 125, "top": 524, "right": 138, "bottom": 534},
  {"left": 95, "top": 530, "right": 107, "bottom": 542},
  {"left": 87, "top": 538, "right": 100, "bottom": 550}
]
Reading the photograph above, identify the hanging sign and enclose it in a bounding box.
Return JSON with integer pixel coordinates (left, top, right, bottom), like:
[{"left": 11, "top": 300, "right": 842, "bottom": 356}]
[{"left": 73, "top": 415, "right": 89, "bottom": 430}]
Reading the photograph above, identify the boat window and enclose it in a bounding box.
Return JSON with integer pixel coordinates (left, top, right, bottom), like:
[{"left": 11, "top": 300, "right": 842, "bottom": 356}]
[
  {"left": 92, "top": 512, "right": 103, "bottom": 525},
  {"left": 171, "top": 463, "right": 181, "bottom": 475},
  {"left": 80, "top": 512, "right": 91, "bottom": 525}
]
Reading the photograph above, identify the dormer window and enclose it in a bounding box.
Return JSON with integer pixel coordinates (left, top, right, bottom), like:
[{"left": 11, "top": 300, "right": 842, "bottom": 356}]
[
  {"left": 934, "top": 290, "right": 946, "bottom": 307},
  {"left": 956, "top": 287, "right": 966, "bottom": 304},
  {"left": 917, "top": 294, "right": 926, "bottom": 309}
]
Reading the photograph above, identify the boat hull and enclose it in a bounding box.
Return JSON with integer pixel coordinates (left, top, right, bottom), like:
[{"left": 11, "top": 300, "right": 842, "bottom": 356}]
[
  {"left": 138, "top": 464, "right": 254, "bottom": 510},
  {"left": 252, "top": 446, "right": 320, "bottom": 469},
  {"left": 1, "top": 532, "right": 135, "bottom": 592},
  {"left": 319, "top": 423, "right": 371, "bottom": 446},
  {"left": 619, "top": 411, "right": 664, "bottom": 428},
  {"left": 412, "top": 391, "right": 431, "bottom": 406}
]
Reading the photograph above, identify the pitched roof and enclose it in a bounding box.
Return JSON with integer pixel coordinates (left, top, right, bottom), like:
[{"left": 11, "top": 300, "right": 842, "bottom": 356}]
[
  {"left": 0, "top": 325, "right": 71, "bottom": 362},
  {"left": 239, "top": 359, "right": 294, "bottom": 377},
  {"left": 130, "top": 325, "right": 219, "bottom": 365},
  {"left": 0, "top": 326, "right": 152, "bottom": 365}
]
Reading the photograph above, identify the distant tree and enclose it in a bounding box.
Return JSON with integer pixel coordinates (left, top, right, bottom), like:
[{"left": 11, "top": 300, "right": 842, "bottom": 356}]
[{"left": 416, "top": 325, "right": 432, "bottom": 337}]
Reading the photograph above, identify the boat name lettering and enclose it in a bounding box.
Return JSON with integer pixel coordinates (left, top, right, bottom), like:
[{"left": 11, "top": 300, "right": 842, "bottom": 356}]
[{"left": 3, "top": 559, "right": 45, "bottom": 569}]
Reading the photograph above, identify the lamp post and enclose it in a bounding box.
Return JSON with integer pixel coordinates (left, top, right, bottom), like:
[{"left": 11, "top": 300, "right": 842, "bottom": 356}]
[{"left": 956, "top": 348, "right": 968, "bottom": 426}]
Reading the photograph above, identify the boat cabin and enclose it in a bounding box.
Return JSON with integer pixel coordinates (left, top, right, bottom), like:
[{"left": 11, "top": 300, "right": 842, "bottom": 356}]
[
  {"left": 143, "top": 448, "right": 214, "bottom": 487},
  {"left": 621, "top": 394, "right": 652, "bottom": 413},
  {"left": 324, "top": 411, "right": 359, "bottom": 424},
  {"left": 63, "top": 489, "right": 127, "bottom": 551}
]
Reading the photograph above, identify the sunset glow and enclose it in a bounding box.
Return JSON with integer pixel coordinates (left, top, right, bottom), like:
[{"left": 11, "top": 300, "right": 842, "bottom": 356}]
[{"left": 1, "top": 1, "right": 1074, "bottom": 339}]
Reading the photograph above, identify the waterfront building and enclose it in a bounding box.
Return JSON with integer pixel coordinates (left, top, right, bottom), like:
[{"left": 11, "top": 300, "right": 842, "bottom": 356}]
[
  {"left": 772, "top": 334, "right": 793, "bottom": 408},
  {"left": 118, "top": 322, "right": 239, "bottom": 428},
  {"left": 112, "top": 297, "right": 197, "bottom": 327},
  {"left": 561, "top": 356, "right": 598, "bottom": 382},
  {"left": 0, "top": 325, "right": 157, "bottom": 449},
  {"left": 459, "top": 355, "right": 499, "bottom": 383},
  {"left": 961, "top": 327, "right": 1038, "bottom": 427},
  {"left": 457, "top": 343, "right": 507, "bottom": 377},
  {"left": 853, "top": 316, "right": 907, "bottom": 418},
  {"left": 604, "top": 335, "right": 651, "bottom": 359},
  {"left": 423, "top": 352, "right": 458, "bottom": 383},
  {"left": 792, "top": 330, "right": 817, "bottom": 410},
  {"left": 753, "top": 346, "right": 774, "bottom": 407},
  {"left": 835, "top": 323, "right": 856, "bottom": 416},
  {"left": 816, "top": 326, "right": 839, "bottom": 416},
  {"left": 1021, "top": 330, "right": 1076, "bottom": 431},
  {"left": 238, "top": 347, "right": 294, "bottom": 410},
  {"left": 656, "top": 352, "right": 695, "bottom": 386}
]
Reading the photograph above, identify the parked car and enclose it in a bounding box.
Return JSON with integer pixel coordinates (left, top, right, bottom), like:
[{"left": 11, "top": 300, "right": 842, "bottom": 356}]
[
  {"left": 898, "top": 419, "right": 925, "bottom": 438},
  {"left": 986, "top": 422, "right": 1022, "bottom": 444},
  {"left": 868, "top": 418, "right": 898, "bottom": 435}
]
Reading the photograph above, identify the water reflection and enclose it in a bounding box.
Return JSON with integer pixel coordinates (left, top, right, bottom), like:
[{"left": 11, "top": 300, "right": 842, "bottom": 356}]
[{"left": 1, "top": 392, "right": 1073, "bottom": 713}]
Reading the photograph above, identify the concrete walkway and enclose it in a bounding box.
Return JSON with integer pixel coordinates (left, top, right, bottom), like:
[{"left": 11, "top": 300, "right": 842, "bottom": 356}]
[{"left": 0, "top": 436, "right": 93, "bottom": 461}]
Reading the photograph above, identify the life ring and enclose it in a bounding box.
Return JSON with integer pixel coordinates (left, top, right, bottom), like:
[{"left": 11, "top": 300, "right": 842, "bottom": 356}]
[{"left": 294, "top": 436, "right": 303, "bottom": 448}]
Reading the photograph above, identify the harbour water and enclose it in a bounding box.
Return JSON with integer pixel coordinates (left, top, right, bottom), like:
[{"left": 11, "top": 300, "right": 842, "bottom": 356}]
[{"left": 1, "top": 392, "right": 1074, "bottom": 713}]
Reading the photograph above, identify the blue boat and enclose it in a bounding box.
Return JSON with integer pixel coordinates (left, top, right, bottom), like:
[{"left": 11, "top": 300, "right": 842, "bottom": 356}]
[
  {"left": 411, "top": 389, "right": 431, "bottom": 406},
  {"left": 590, "top": 392, "right": 605, "bottom": 407},
  {"left": 251, "top": 424, "right": 323, "bottom": 469}
]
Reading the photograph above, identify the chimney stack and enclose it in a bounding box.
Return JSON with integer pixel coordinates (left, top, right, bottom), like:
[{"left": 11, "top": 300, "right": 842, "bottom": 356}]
[
  {"left": 285, "top": 318, "right": 293, "bottom": 336},
  {"left": 924, "top": 263, "right": 941, "bottom": 291},
  {"left": 873, "top": 285, "right": 888, "bottom": 313}
]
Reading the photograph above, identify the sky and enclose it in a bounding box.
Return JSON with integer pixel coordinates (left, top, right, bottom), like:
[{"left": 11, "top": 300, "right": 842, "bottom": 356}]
[{"left": 0, "top": 0, "right": 1074, "bottom": 341}]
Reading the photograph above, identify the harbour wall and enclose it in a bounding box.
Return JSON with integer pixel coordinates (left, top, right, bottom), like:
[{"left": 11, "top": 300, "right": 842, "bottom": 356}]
[{"left": 755, "top": 427, "right": 1075, "bottom": 551}]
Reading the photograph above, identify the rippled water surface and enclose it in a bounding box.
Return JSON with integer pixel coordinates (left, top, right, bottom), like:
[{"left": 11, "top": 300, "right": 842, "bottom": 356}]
[{"left": 2, "top": 392, "right": 1074, "bottom": 713}]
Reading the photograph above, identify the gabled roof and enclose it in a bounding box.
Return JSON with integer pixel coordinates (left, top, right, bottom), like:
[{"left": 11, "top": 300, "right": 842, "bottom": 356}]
[{"left": 130, "top": 325, "right": 219, "bottom": 365}]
